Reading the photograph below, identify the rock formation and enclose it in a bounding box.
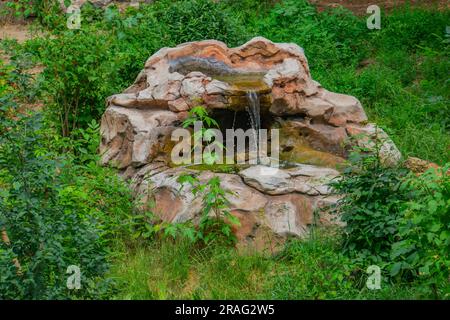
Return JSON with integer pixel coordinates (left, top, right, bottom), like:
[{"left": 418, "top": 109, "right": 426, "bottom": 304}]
[{"left": 100, "top": 37, "right": 401, "bottom": 249}]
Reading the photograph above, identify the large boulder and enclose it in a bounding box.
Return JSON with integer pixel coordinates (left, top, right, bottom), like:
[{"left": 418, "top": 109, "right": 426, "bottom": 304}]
[
  {"left": 101, "top": 37, "right": 400, "bottom": 169},
  {"left": 106, "top": 37, "right": 368, "bottom": 121},
  {"left": 130, "top": 163, "right": 341, "bottom": 250},
  {"left": 99, "top": 37, "right": 402, "bottom": 249},
  {"left": 238, "top": 165, "right": 339, "bottom": 196}
]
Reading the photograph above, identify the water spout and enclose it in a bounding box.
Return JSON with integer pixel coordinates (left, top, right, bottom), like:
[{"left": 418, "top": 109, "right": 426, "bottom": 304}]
[{"left": 246, "top": 91, "right": 261, "bottom": 164}]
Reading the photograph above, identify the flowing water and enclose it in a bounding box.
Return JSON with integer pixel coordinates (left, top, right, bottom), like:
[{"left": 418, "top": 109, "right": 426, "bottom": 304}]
[{"left": 245, "top": 91, "right": 261, "bottom": 164}]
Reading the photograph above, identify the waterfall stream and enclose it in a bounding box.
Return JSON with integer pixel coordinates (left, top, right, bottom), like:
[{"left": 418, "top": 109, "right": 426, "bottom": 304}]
[{"left": 245, "top": 91, "right": 261, "bottom": 164}]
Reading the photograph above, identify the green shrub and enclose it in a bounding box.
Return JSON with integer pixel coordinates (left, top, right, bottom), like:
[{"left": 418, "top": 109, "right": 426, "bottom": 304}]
[
  {"left": 0, "top": 59, "right": 17, "bottom": 127},
  {"left": 390, "top": 166, "right": 450, "bottom": 298},
  {"left": 0, "top": 114, "right": 103, "bottom": 299},
  {"left": 148, "top": 0, "right": 247, "bottom": 47},
  {"left": 331, "top": 151, "right": 413, "bottom": 263},
  {"left": 0, "top": 0, "right": 63, "bottom": 27},
  {"left": 0, "top": 40, "right": 41, "bottom": 104},
  {"left": 332, "top": 149, "right": 449, "bottom": 298},
  {"left": 1, "top": 0, "right": 41, "bottom": 21},
  {"left": 38, "top": 29, "right": 117, "bottom": 136},
  {"left": 0, "top": 113, "right": 134, "bottom": 299}
]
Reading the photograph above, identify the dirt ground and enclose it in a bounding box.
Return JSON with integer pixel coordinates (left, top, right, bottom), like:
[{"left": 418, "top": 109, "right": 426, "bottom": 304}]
[
  {"left": 0, "top": 1, "right": 449, "bottom": 43},
  {"left": 309, "top": 0, "right": 449, "bottom": 15},
  {"left": 0, "top": 23, "right": 41, "bottom": 43}
]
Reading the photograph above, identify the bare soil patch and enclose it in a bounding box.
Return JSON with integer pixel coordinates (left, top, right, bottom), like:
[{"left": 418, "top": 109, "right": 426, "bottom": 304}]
[
  {"left": 0, "top": 22, "right": 46, "bottom": 43},
  {"left": 310, "top": 0, "right": 449, "bottom": 15}
]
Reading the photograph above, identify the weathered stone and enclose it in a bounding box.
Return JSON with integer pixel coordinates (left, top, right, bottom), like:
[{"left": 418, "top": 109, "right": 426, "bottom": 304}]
[
  {"left": 404, "top": 156, "right": 441, "bottom": 175},
  {"left": 181, "top": 73, "right": 206, "bottom": 97},
  {"left": 129, "top": 165, "right": 339, "bottom": 249},
  {"left": 100, "top": 106, "right": 179, "bottom": 168},
  {"left": 263, "top": 194, "right": 313, "bottom": 237},
  {"left": 99, "top": 37, "right": 403, "bottom": 249},
  {"left": 238, "top": 164, "right": 339, "bottom": 196},
  {"left": 229, "top": 210, "right": 259, "bottom": 243},
  {"left": 320, "top": 90, "right": 367, "bottom": 126},
  {"left": 289, "top": 164, "right": 339, "bottom": 196},
  {"left": 279, "top": 119, "right": 348, "bottom": 157},
  {"left": 101, "top": 37, "right": 367, "bottom": 120},
  {"left": 218, "top": 174, "right": 268, "bottom": 212},
  {"left": 346, "top": 123, "right": 401, "bottom": 166},
  {"left": 205, "top": 79, "right": 231, "bottom": 95},
  {"left": 238, "top": 166, "right": 291, "bottom": 195},
  {"left": 168, "top": 98, "right": 190, "bottom": 112}
]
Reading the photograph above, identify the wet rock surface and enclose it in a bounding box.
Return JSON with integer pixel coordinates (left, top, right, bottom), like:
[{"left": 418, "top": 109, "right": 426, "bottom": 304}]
[
  {"left": 99, "top": 37, "right": 401, "bottom": 250},
  {"left": 101, "top": 37, "right": 400, "bottom": 170}
]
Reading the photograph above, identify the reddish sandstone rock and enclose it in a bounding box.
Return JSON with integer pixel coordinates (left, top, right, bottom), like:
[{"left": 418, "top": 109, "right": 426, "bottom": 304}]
[
  {"left": 104, "top": 37, "right": 368, "bottom": 121},
  {"left": 404, "top": 157, "right": 442, "bottom": 175},
  {"left": 129, "top": 164, "right": 342, "bottom": 251},
  {"left": 99, "top": 37, "right": 403, "bottom": 249},
  {"left": 101, "top": 37, "right": 394, "bottom": 169}
]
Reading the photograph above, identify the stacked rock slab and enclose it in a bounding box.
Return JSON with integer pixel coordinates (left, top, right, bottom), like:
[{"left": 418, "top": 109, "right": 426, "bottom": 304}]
[
  {"left": 130, "top": 163, "right": 343, "bottom": 250},
  {"left": 100, "top": 37, "right": 401, "bottom": 249}
]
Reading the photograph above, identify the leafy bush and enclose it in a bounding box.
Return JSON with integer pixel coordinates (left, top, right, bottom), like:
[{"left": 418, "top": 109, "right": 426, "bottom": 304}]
[
  {"left": 1, "top": 0, "right": 41, "bottom": 21},
  {"left": 148, "top": 0, "right": 247, "bottom": 47},
  {"left": 0, "top": 41, "right": 41, "bottom": 105},
  {"left": 0, "top": 0, "right": 62, "bottom": 27},
  {"left": 0, "top": 59, "right": 17, "bottom": 125},
  {"left": 0, "top": 113, "right": 134, "bottom": 299},
  {"left": 332, "top": 148, "right": 449, "bottom": 297},
  {"left": 38, "top": 29, "right": 117, "bottom": 136},
  {"left": 331, "top": 150, "right": 413, "bottom": 263},
  {"left": 390, "top": 166, "right": 450, "bottom": 298}
]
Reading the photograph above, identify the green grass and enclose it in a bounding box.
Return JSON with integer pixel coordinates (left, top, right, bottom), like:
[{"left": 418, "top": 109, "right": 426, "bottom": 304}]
[
  {"left": 1, "top": 0, "right": 449, "bottom": 300},
  {"left": 5, "top": 1, "right": 448, "bottom": 163},
  {"left": 314, "top": 47, "right": 450, "bottom": 165},
  {"left": 108, "top": 230, "right": 430, "bottom": 300}
]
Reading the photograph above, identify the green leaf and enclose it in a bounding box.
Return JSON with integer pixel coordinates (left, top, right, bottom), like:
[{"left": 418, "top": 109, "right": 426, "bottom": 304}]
[
  {"left": 418, "top": 265, "right": 430, "bottom": 276},
  {"left": 227, "top": 214, "right": 240, "bottom": 226},
  {"left": 390, "top": 262, "right": 402, "bottom": 277},
  {"left": 427, "top": 200, "right": 438, "bottom": 213}
]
